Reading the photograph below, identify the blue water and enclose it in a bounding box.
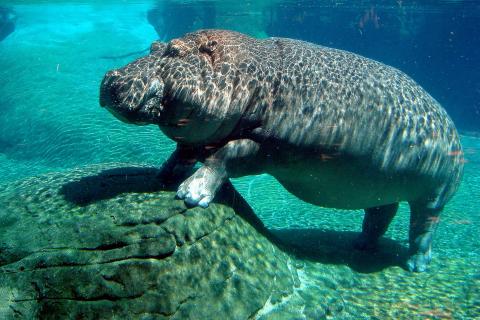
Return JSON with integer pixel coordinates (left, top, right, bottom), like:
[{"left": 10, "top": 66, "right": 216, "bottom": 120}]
[{"left": 0, "top": 1, "right": 479, "bottom": 318}]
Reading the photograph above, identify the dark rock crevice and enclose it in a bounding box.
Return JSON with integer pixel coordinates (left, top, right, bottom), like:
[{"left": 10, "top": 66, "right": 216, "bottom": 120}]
[
  {"left": 14, "top": 293, "right": 146, "bottom": 303},
  {"left": 80, "top": 241, "right": 130, "bottom": 251}
]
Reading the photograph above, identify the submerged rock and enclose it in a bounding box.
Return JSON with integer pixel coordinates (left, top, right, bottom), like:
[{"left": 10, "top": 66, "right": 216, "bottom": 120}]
[{"left": 0, "top": 164, "right": 295, "bottom": 319}]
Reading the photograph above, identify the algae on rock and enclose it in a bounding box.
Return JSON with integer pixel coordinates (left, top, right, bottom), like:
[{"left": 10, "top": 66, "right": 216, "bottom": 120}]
[{"left": 0, "top": 164, "right": 296, "bottom": 319}]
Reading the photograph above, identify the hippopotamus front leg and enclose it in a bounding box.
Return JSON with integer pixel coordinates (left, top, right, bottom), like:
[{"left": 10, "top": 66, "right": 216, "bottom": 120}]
[
  {"left": 156, "top": 145, "right": 198, "bottom": 186},
  {"left": 406, "top": 201, "right": 442, "bottom": 272},
  {"left": 176, "top": 139, "right": 260, "bottom": 208}
]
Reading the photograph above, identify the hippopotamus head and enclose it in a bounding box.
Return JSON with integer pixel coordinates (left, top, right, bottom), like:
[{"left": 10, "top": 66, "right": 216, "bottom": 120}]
[{"left": 100, "top": 30, "right": 260, "bottom": 145}]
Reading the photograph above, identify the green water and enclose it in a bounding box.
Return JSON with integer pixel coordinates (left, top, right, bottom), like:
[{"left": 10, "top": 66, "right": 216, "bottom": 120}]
[{"left": 0, "top": 2, "right": 479, "bottom": 319}]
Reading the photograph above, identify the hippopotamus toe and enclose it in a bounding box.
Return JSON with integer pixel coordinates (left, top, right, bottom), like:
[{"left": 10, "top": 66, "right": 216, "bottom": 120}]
[
  {"left": 177, "top": 186, "right": 213, "bottom": 208},
  {"left": 406, "top": 251, "right": 432, "bottom": 272},
  {"left": 176, "top": 167, "right": 223, "bottom": 208}
]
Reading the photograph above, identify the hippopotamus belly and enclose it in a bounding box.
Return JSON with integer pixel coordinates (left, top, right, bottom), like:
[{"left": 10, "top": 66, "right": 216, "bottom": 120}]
[
  {"left": 270, "top": 159, "right": 423, "bottom": 210},
  {"left": 100, "top": 29, "right": 464, "bottom": 272}
]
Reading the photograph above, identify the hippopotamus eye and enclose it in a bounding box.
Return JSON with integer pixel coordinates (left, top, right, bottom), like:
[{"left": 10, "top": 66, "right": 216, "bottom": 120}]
[
  {"left": 150, "top": 41, "right": 166, "bottom": 54},
  {"left": 165, "top": 40, "right": 186, "bottom": 58},
  {"left": 199, "top": 40, "right": 218, "bottom": 55}
]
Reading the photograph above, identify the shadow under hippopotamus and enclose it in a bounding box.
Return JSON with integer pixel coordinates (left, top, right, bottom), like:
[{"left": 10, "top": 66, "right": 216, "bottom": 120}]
[
  {"left": 60, "top": 166, "right": 407, "bottom": 273},
  {"left": 271, "top": 229, "right": 408, "bottom": 273}
]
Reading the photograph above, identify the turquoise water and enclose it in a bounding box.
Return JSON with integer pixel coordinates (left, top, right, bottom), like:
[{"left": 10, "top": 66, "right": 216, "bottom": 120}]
[{"left": 0, "top": 1, "right": 479, "bottom": 319}]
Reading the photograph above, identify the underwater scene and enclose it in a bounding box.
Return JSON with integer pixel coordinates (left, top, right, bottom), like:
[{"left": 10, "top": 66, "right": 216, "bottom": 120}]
[{"left": 0, "top": 0, "right": 479, "bottom": 319}]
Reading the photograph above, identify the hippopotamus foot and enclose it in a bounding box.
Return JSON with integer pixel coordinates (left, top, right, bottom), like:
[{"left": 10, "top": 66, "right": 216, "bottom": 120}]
[
  {"left": 176, "top": 165, "right": 226, "bottom": 208},
  {"left": 176, "top": 139, "right": 260, "bottom": 208},
  {"left": 354, "top": 203, "right": 398, "bottom": 250},
  {"left": 406, "top": 251, "right": 432, "bottom": 273},
  {"left": 406, "top": 201, "right": 442, "bottom": 272}
]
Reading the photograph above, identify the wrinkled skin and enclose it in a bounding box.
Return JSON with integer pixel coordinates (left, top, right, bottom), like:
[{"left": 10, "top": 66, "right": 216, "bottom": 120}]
[{"left": 100, "top": 30, "right": 464, "bottom": 272}]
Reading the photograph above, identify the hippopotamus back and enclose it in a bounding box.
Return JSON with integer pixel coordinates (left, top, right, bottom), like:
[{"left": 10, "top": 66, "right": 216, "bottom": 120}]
[{"left": 250, "top": 37, "right": 463, "bottom": 208}]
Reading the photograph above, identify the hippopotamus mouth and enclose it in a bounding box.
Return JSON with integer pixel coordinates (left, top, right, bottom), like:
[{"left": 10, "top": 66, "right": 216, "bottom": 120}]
[{"left": 99, "top": 70, "right": 165, "bottom": 125}]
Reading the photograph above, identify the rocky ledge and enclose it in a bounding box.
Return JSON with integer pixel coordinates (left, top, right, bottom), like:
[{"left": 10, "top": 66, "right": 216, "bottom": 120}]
[{"left": 0, "top": 164, "right": 297, "bottom": 319}]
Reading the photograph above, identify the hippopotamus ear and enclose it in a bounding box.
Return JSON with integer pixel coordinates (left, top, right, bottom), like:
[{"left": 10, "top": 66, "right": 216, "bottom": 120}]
[{"left": 199, "top": 40, "right": 218, "bottom": 55}]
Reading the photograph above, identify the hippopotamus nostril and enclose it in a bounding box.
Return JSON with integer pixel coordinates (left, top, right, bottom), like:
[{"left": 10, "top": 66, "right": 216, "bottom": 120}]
[{"left": 106, "top": 70, "right": 121, "bottom": 78}]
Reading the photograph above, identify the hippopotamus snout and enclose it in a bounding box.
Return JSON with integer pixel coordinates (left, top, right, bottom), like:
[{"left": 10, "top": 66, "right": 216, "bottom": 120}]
[
  {"left": 100, "top": 66, "right": 165, "bottom": 125},
  {"left": 99, "top": 70, "right": 122, "bottom": 108}
]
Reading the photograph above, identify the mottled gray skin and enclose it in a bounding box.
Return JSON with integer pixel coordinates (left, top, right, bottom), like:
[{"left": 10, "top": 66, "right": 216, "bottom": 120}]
[{"left": 100, "top": 30, "right": 464, "bottom": 272}]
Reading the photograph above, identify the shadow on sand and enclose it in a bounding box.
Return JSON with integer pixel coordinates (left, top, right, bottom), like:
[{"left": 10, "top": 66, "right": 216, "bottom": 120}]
[
  {"left": 271, "top": 228, "right": 408, "bottom": 273},
  {"left": 60, "top": 166, "right": 408, "bottom": 273}
]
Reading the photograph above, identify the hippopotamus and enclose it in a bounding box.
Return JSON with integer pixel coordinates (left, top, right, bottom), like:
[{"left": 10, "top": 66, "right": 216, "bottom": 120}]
[{"left": 99, "top": 30, "right": 463, "bottom": 272}]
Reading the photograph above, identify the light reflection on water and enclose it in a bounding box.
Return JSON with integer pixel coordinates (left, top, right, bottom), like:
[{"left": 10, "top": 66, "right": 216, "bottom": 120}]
[{"left": 0, "top": 0, "right": 479, "bottom": 318}]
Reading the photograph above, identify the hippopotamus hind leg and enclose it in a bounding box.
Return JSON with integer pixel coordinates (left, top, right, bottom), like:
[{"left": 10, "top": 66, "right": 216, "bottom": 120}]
[
  {"left": 406, "top": 200, "right": 442, "bottom": 272},
  {"left": 354, "top": 203, "right": 398, "bottom": 250}
]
